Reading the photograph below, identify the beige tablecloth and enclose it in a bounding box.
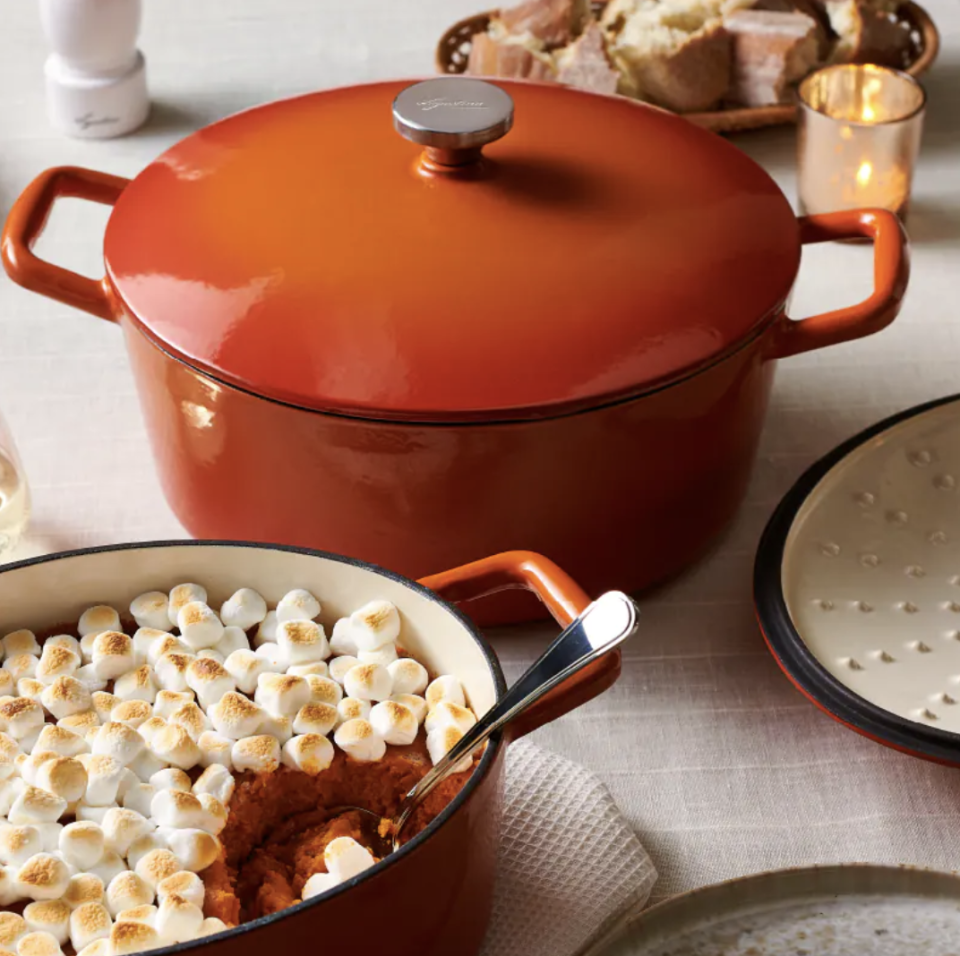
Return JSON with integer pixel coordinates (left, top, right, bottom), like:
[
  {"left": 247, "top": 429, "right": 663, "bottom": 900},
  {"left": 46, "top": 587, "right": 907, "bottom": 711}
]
[{"left": 1, "top": 0, "right": 959, "bottom": 909}]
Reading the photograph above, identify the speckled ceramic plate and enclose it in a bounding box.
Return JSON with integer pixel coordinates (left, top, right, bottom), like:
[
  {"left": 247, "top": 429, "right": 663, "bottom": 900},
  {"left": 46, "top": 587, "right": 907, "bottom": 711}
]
[
  {"left": 588, "top": 865, "right": 960, "bottom": 956},
  {"left": 756, "top": 394, "right": 960, "bottom": 764}
]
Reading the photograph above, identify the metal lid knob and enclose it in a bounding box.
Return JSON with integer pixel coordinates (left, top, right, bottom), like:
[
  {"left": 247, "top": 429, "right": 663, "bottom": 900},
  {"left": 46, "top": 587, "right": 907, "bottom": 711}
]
[{"left": 392, "top": 78, "right": 513, "bottom": 167}]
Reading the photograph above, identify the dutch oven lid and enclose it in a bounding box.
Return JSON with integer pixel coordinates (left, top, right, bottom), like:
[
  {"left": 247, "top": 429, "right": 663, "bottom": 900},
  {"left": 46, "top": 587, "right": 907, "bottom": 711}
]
[{"left": 104, "top": 77, "right": 801, "bottom": 423}]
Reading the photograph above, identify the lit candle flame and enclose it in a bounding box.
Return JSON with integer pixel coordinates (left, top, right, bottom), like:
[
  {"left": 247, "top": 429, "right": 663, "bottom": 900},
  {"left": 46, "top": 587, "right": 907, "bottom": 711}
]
[{"left": 856, "top": 161, "right": 873, "bottom": 186}]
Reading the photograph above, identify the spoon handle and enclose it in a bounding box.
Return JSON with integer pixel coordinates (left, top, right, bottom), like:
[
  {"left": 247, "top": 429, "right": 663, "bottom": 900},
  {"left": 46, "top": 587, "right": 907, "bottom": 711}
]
[{"left": 395, "top": 591, "right": 639, "bottom": 834}]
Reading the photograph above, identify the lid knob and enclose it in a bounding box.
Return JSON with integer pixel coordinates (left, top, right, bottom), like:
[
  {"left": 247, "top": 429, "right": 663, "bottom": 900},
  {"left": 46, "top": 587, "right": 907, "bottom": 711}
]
[{"left": 392, "top": 78, "right": 513, "bottom": 168}]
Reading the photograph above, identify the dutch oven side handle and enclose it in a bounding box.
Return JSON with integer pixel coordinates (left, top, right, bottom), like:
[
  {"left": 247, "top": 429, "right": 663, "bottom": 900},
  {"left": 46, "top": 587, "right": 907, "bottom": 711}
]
[
  {"left": 420, "top": 551, "right": 621, "bottom": 740},
  {"left": 1, "top": 166, "right": 130, "bottom": 322},
  {"left": 768, "top": 208, "right": 910, "bottom": 359}
]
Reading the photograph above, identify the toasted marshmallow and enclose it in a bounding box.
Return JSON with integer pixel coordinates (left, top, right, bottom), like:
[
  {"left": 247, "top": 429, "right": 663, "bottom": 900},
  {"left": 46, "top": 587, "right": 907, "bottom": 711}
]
[
  {"left": 35, "top": 725, "right": 88, "bottom": 758},
  {"left": 155, "top": 892, "right": 203, "bottom": 944},
  {"left": 35, "top": 647, "right": 80, "bottom": 686},
  {"left": 0, "top": 825, "right": 42, "bottom": 867},
  {"left": 197, "top": 917, "right": 227, "bottom": 938},
  {"left": 391, "top": 694, "right": 427, "bottom": 724},
  {"left": 133, "top": 847, "right": 180, "bottom": 890},
  {"left": 110, "top": 919, "right": 161, "bottom": 955},
  {"left": 146, "top": 637, "right": 184, "bottom": 669},
  {"left": 93, "top": 724, "right": 144, "bottom": 768},
  {"left": 150, "top": 790, "right": 205, "bottom": 831},
  {"left": 34, "top": 824, "right": 62, "bottom": 854},
  {"left": 149, "top": 725, "right": 200, "bottom": 772},
  {"left": 20, "top": 750, "right": 59, "bottom": 787},
  {"left": 156, "top": 871, "right": 203, "bottom": 909},
  {"left": 113, "top": 667, "right": 157, "bottom": 705},
  {"left": 358, "top": 644, "right": 398, "bottom": 668},
  {"left": 10, "top": 787, "right": 67, "bottom": 827},
  {"left": 151, "top": 693, "right": 191, "bottom": 722},
  {"left": 328, "top": 655, "right": 360, "bottom": 685},
  {"left": 78, "top": 636, "right": 97, "bottom": 666},
  {"left": 292, "top": 703, "right": 337, "bottom": 737},
  {"left": 253, "top": 612, "right": 278, "bottom": 647},
  {"left": 369, "top": 700, "right": 418, "bottom": 746},
  {"left": 254, "top": 673, "right": 310, "bottom": 718},
  {"left": 110, "top": 701, "right": 152, "bottom": 731},
  {"left": 329, "top": 621, "right": 358, "bottom": 659},
  {"left": 76, "top": 937, "right": 111, "bottom": 956},
  {"left": 90, "top": 634, "right": 136, "bottom": 683},
  {"left": 74, "top": 806, "right": 108, "bottom": 826},
  {"left": 214, "top": 627, "right": 249, "bottom": 661},
  {"left": 208, "top": 693, "right": 262, "bottom": 741},
  {"left": 36, "top": 757, "right": 88, "bottom": 804},
  {"left": 91, "top": 694, "right": 119, "bottom": 724},
  {"left": 219, "top": 590, "right": 267, "bottom": 631},
  {"left": 196, "top": 732, "right": 232, "bottom": 771},
  {"left": 78, "top": 608, "right": 121, "bottom": 640},
  {"left": 425, "top": 701, "right": 477, "bottom": 736},
  {"left": 276, "top": 589, "right": 321, "bottom": 624},
  {"left": 0, "top": 777, "right": 25, "bottom": 817},
  {"left": 102, "top": 809, "right": 154, "bottom": 859},
  {"left": 276, "top": 621, "right": 328, "bottom": 667},
  {"left": 16, "top": 854, "right": 70, "bottom": 900},
  {"left": 305, "top": 675, "right": 342, "bottom": 707},
  {"left": 135, "top": 718, "right": 167, "bottom": 750},
  {"left": 57, "top": 711, "right": 101, "bottom": 742},
  {"left": 0, "top": 733, "right": 18, "bottom": 780},
  {"left": 88, "top": 851, "right": 126, "bottom": 888},
  {"left": 351, "top": 601, "right": 401, "bottom": 651},
  {"left": 124, "top": 835, "right": 164, "bottom": 873},
  {"left": 195, "top": 795, "right": 227, "bottom": 836},
  {"left": 302, "top": 871, "right": 339, "bottom": 899},
  {"left": 192, "top": 765, "right": 234, "bottom": 806},
  {"left": 176, "top": 604, "right": 223, "bottom": 652},
  {"left": 163, "top": 830, "right": 219, "bottom": 874},
  {"left": 42, "top": 678, "right": 92, "bottom": 721},
  {"left": 167, "top": 585, "right": 207, "bottom": 628},
  {"left": 129, "top": 594, "right": 171, "bottom": 634},
  {"left": 257, "top": 713, "right": 293, "bottom": 746},
  {"left": 343, "top": 664, "right": 392, "bottom": 703},
  {"left": 231, "top": 735, "right": 280, "bottom": 773},
  {"left": 16, "top": 931, "right": 62, "bottom": 956},
  {"left": 113, "top": 904, "right": 155, "bottom": 926},
  {"left": 62, "top": 874, "right": 105, "bottom": 908},
  {"left": 325, "top": 836, "right": 376, "bottom": 881},
  {"left": 184, "top": 659, "right": 234, "bottom": 709},
  {"left": 333, "top": 719, "right": 385, "bottom": 762},
  {"left": 68, "top": 903, "right": 112, "bottom": 953},
  {"left": 105, "top": 872, "right": 153, "bottom": 918},
  {"left": 336, "top": 697, "right": 371, "bottom": 725},
  {"left": 3, "top": 630, "right": 40, "bottom": 658},
  {"left": 254, "top": 643, "right": 284, "bottom": 669},
  {"left": 81, "top": 756, "right": 125, "bottom": 807},
  {"left": 72, "top": 667, "right": 107, "bottom": 694},
  {"left": 288, "top": 661, "right": 328, "bottom": 678},
  {"left": 16, "top": 679, "right": 43, "bottom": 705},
  {"left": 121, "top": 783, "right": 156, "bottom": 819},
  {"left": 387, "top": 659, "right": 429, "bottom": 696},
  {"left": 0, "top": 912, "right": 26, "bottom": 947},
  {"left": 425, "top": 675, "right": 465, "bottom": 710},
  {"left": 426, "top": 726, "right": 472, "bottom": 773},
  {"left": 0, "top": 672, "right": 17, "bottom": 698},
  {"left": 281, "top": 735, "right": 334, "bottom": 776},
  {"left": 59, "top": 822, "right": 105, "bottom": 871},
  {"left": 148, "top": 769, "right": 191, "bottom": 794},
  {"left": 223, "top": 650, "right": 274, "bottom": 696},
  {"left": 3, "top": 654, "right": 38, "bottom": 683},
  {"left": 167, "top": 703, "right": 210, "bottom": 743},
  {"left": 130, "top": 631, "right": 169, "bottom": 669}
]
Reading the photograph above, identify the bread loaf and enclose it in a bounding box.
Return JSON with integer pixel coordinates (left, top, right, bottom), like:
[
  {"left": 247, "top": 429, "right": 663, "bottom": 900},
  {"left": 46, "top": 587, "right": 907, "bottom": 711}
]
[
  {"left": 725, "top": 9, "right": 820, "bottom": 106},
  {"left": 466, "top": 27, "right": 558, "bottom": 81},
  {"left": 555, "top": 21, "right": 621, "bottom": 94},
  {"left": 497, "top": 0, "right": 592, "bottom": 46},
  {"left": 826, "top": 0, "right": 913, "bottom": 67}
]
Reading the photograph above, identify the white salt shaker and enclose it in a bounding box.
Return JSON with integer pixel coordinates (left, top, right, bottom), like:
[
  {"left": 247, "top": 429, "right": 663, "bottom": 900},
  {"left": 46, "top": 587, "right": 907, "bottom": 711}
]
[{"left": 40, "top": 0, "right": 149, "bottom": 138}]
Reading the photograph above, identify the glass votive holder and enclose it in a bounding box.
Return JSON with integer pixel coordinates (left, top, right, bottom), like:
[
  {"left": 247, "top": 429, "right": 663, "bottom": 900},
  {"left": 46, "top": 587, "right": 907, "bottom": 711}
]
[
  {"left": 0, "top": 410, "right": 31, "bottom": 558},
  {"left": 797, "top": 64, "right": 925, "bottom": 223}
]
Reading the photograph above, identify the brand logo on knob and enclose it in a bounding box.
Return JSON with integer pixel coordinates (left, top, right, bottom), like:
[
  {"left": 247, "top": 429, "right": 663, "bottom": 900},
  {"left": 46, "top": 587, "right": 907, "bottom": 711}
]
[{"left": 417, "top": 97, "right": 487, "bottom": 112}]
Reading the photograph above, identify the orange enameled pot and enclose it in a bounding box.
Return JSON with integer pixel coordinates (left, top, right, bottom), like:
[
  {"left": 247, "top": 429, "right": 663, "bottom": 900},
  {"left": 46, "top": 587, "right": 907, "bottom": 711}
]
[
  {"left": 0, "top": 542, "right": 613, "bottom": 956},
  {"left": 0, "top": 78, "right": 910, "bottom": 624}
]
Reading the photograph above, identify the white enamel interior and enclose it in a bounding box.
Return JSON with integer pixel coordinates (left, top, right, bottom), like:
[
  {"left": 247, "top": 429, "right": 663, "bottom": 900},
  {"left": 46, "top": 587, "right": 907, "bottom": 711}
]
[
  {"left": 782, "top": 399, "right": 960, "bottom": 732},
  {"left": 0, "top": 543, "right": 499, "bottom": 716}
]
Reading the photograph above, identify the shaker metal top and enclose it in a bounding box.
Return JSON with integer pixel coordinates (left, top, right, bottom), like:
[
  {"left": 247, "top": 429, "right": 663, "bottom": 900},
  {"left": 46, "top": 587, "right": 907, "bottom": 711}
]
[{"left": 392, "top": 78, "right": 514, "bottom": 151}]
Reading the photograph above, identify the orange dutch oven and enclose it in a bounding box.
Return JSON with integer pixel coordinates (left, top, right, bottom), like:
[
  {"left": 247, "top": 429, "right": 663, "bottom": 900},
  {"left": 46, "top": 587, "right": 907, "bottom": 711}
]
[{"left": 1, "top": 77, "right": 909, "bottom": 624}]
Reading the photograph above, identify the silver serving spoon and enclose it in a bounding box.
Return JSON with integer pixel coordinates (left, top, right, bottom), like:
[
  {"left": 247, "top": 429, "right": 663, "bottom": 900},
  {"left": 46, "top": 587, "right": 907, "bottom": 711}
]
[{"left": 344, "top": 590, "right": 640, "bottom": 857}]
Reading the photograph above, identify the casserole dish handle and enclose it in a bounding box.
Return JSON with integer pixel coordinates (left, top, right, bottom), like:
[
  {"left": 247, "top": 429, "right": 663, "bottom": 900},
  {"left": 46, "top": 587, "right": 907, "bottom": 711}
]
[
  {"left": 1, "top": 166, "right": 130, "bottom": 322},
  {"left": 420, "top": 551, "right": 620, "bottom": 739},
  {"left": 769, "top": 208, "right": 909, "bottom": 358}
]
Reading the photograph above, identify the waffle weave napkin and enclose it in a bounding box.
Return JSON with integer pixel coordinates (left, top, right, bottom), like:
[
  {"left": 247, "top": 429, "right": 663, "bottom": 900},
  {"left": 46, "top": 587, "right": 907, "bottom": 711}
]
[{"left": 481, "top": 740, "right": 658, "bottom": 956}]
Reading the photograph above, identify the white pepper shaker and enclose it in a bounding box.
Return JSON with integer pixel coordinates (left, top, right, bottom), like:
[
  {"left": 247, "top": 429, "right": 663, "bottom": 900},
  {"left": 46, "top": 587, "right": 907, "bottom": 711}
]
[{"left": 40, "top": 0, "right": 149, "bottom": 138}]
